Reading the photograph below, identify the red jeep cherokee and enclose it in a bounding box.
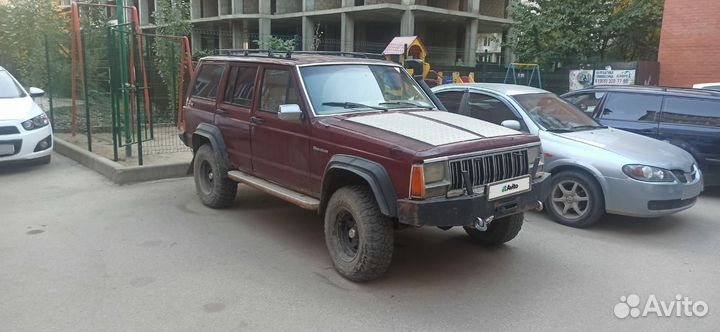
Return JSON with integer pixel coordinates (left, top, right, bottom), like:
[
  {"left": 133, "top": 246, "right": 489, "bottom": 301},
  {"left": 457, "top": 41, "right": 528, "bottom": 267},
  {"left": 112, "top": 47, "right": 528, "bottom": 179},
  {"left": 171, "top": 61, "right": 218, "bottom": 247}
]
[{"left": 180, "top": 52, "right": 550, "bottom": 281}]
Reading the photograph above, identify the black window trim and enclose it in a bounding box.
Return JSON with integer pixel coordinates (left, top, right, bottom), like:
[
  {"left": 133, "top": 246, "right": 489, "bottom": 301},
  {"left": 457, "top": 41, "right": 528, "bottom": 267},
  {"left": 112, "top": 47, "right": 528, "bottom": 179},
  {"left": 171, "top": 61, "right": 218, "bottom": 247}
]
[
  {"left": 258, "top": 65, "right": 296, "bottom": 115},
  {"left": 436, "top": 88, "right": 529, "bottom": 132},
  {"left": 599, "top": 91, "right": 662, "bottom": 123},
  {"left": 190, "top": 61, "right": 227, "bottom": 102},
  {"left": 659, "top": 95, "right": 720, "bottom": 128},
  {"left": 221, "top": 64, "right": 259, "bottom": 109}
]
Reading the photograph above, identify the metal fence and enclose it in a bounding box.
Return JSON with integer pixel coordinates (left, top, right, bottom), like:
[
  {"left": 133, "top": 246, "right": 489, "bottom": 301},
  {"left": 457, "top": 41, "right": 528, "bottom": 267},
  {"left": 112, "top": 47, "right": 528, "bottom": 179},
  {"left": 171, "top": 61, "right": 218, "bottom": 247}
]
[{"left": 40, "top": 17, "right": 192, "bottom": 166}]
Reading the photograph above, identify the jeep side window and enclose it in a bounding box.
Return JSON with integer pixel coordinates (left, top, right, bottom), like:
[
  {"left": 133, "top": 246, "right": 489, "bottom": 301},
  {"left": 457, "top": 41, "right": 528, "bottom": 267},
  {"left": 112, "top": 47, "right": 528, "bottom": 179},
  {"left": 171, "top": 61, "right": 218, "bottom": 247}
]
[
  {"left": 191, "top": 63, "right": 225, "bottom": 100},
  {"left": 224, "top": 66, "right": 257, "bottom": 107},
  {"left": 601, "top": 93, "right": 661, "bottom": 122},
  {"left": 260, "top": 69, "right": 300, "bottom": 113},
  {"left": 661, "top": 97, "right": 720, "bottom": 127},
  {"left": 468, "top": 93, "right": 521, "bottom": 125},
  {"left": 565, "top": 92, "right": 605, "bottom": 115},
  {"left": 435, "top": 91, "right": 463, "bottom": 112}
]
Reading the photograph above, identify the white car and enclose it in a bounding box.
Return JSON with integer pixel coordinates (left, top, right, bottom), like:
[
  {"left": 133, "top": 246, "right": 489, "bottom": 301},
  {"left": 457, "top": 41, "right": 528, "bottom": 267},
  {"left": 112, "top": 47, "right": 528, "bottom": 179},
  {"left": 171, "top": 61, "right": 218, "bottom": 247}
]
[
  {"left": 0, "top": 66, "right": 53, "bottom": 165},
  {"left": 693, "top": 83, "right": 720, "bottom": 91}
]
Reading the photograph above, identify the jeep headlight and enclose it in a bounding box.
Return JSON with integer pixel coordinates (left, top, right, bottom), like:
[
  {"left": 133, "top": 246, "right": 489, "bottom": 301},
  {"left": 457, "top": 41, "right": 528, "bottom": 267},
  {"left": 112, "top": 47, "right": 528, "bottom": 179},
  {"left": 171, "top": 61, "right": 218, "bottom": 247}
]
[
  {"left": 526, "top": 145, "right": 544, "bottom": 175},
  {"left": 410, "top": 161, "right": 450, "bottom": 199}
]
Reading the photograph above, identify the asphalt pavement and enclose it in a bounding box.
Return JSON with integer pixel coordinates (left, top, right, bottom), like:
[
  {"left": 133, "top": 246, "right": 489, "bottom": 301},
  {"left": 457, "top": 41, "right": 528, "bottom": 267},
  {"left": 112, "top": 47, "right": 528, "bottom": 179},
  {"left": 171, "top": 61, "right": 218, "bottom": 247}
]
[{"left": 1, "top": 153, "right": 718, "bottom": 331}]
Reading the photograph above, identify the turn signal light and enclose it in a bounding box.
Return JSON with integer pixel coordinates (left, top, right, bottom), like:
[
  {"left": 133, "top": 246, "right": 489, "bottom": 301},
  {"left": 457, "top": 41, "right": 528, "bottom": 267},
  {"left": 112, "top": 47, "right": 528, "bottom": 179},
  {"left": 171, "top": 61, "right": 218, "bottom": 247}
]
[{"left": 410, "top": 164, "right": 425, "bottom": 199}]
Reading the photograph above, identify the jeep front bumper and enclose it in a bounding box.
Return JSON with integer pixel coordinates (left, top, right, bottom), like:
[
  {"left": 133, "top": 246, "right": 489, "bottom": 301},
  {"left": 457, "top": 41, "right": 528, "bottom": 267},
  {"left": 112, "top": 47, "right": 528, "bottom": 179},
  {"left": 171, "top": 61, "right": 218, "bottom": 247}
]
[{"left": 395, "top": 173, "right": 551, "bottom": 227}]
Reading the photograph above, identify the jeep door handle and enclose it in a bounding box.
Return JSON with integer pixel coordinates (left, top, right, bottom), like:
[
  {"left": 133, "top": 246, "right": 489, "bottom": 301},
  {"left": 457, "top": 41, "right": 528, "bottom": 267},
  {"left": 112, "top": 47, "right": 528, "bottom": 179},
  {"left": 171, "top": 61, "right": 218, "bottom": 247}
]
[{"left": 250, "top": 116, "right": 265, "bottom": 125}]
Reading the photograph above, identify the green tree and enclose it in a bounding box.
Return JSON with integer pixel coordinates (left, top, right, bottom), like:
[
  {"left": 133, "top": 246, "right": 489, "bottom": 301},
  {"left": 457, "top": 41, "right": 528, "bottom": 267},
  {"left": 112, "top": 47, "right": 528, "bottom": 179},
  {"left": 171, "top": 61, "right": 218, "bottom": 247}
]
[
  {"left": 152, "top": 0, "right": 191, "bottom": 118},
  {"left": 255, "top": 36, "right": 297, "bottom": 52},
  {"left": 0, "top": 0, "right": 67, "bottom": 90},
  {"left": 507, "top": 0, "right": 664, "bottom": 67}
]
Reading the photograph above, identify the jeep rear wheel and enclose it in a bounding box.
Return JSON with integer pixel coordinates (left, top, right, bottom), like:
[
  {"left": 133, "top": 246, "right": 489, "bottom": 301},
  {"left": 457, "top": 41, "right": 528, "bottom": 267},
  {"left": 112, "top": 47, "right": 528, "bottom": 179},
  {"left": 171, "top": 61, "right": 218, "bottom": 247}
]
[
  {"left": 193, "top": 144, "right": 237, "bottom": 208},
  {"left": 464, "top": 213, "right": 524, "bottom": 246},
  {"left": 324, "top": 185, "right": 393, "bottom": 282}
]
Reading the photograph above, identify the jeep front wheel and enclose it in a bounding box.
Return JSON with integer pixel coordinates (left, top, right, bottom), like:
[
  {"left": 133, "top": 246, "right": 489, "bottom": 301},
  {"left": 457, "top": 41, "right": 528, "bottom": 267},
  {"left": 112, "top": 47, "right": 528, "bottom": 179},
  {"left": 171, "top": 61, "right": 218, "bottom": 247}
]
[
  {"left": 324, "top": 185, "right": 393, "bottom": 282},
  {"left": 463, "top": 213, "right": 524, "bottom": 246},
  {"left": 193, "top": 144, "right": 237, "bottom": 208}
]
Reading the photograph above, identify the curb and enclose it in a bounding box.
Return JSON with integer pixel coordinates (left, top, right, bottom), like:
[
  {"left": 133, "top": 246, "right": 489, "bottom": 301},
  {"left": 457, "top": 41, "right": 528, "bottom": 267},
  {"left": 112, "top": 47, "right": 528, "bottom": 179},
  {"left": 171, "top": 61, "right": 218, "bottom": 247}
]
[{"left": 54, "top": 138, "right": 190, "bottom": 185}]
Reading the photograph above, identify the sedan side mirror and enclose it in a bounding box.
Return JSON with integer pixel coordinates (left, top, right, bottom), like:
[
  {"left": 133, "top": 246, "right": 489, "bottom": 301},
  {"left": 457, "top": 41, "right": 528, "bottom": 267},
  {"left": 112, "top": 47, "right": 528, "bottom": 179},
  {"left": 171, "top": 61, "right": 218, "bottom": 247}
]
[
  {"left": 501, "top": 120, "right": 522, "bottom": 131},
  {"left": 29, "top": 87, "right": 45, "bottom": 98},
  {"left": 278, "top": 104, "right": 303, "bottom": 122}
]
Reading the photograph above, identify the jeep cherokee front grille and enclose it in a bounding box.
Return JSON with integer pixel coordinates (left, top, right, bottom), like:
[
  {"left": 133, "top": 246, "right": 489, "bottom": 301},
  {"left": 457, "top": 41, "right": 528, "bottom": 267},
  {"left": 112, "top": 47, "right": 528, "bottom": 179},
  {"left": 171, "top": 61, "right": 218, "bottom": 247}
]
[{"left": 449, "top": 149, "right": 529, "bottom": 190}]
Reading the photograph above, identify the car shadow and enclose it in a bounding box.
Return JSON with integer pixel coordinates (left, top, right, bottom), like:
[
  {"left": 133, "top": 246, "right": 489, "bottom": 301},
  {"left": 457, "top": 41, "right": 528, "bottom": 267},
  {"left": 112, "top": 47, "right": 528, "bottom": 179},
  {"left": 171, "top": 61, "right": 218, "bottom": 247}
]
[
  {"left": 224, "top": 186, "right": 563, "bottom": 288},
  {"left": 590, "top": 213, "right": 685, "bottom": 235},
  {"left": 0, "top": 161, "right": 48, "bottom": 176},
  {"left": 701, "top": 186, "right": 720, "bottom": 198}
]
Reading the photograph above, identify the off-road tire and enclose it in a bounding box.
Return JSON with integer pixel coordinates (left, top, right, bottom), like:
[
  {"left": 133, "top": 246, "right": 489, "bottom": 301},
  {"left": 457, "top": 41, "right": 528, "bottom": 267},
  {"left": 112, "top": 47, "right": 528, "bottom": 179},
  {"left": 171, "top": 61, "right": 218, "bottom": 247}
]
[
  {"left": 464, "top": 213, "right": 524, "bottom": 246},
  {"left": 193, "top": 144, "right": 237, "bottom": 208},
  {"left": 545, "top": 170, "right": 605, "bottom": 228},
  {"left": 324, "top": 185, "right": 393, "bottom": 282}
]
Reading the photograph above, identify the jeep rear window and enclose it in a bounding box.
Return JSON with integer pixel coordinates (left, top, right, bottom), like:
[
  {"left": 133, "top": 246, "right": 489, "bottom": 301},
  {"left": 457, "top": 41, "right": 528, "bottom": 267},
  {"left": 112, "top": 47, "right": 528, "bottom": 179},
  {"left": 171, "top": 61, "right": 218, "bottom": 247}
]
[
  {"left": 191, "top": 63, "right": 225, "bottom": 101},
  {"left": 300, "top": 64, "right": 434, "bottom": 115}
]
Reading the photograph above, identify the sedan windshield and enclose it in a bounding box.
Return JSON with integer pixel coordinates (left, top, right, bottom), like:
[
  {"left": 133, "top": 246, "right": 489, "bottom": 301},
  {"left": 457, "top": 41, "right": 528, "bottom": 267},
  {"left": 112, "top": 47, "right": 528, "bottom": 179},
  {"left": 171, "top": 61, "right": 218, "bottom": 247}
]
[
  {"left": 513, "top": 93, "right": 603, "bottom": 132},
  {"left": 0, "top": 70, "right": 26, "bottom": 99},
  {"left": 300, "top": 64, "right": 434, "bottom": 115}
]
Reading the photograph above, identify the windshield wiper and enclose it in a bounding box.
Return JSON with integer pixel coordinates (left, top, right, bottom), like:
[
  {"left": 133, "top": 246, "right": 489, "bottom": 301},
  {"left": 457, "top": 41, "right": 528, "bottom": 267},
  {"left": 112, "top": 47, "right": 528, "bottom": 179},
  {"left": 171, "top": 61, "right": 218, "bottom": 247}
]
[
  {"left": 379, "top": 101, "right": 433, "bottom": 109},
  {"left": 546, "top": 128, "right": 574, "bottom": 133},
  {"left": 322, "top": 102, "right": 388, "bottom": 111},
  {"left": 570, "top": 125, "right": 607, "bottom": 131}
]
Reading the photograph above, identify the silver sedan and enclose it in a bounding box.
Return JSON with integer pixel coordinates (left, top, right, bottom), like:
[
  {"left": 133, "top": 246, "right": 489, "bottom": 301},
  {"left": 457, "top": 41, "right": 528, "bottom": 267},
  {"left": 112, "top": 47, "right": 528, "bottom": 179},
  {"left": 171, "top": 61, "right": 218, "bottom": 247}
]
[{"left": 432, "top": 83, "right": 703, "bottom": 227}]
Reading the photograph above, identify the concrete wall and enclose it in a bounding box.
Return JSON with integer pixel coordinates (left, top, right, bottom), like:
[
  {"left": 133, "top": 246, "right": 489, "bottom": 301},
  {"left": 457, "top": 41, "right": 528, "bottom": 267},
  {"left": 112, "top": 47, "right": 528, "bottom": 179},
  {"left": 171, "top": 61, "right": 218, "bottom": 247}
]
[
  {"left": 201, "top": 0, "right": 219, "bottom": 17},
  {"left": 365, "top": 0, "right": 402, "bottom": 4},
  {"left": 658, "top": 0, "right": 720, "bottom": 87},
  {"left": 479, "top": 0, "right": 506, "bottom": 17},
  {"left": 315, "top": 0, "right": 341, "bottom": 10},
  {"left": 275, "top": 0, "right": 302, "bottom": 13},
  {"left": 244, "top": 0, "right": 259, "bottom": 13}
]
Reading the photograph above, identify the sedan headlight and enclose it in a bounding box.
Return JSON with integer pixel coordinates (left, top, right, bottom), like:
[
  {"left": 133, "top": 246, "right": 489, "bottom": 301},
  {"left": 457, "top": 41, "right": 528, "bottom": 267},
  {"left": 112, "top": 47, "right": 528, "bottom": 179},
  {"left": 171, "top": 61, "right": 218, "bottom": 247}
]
[
  {"left": 622, "top": 164, "right": 674, "bottom": 182},
  {"left": 21, "top": 114, "right": 49, "bottom": 131}
]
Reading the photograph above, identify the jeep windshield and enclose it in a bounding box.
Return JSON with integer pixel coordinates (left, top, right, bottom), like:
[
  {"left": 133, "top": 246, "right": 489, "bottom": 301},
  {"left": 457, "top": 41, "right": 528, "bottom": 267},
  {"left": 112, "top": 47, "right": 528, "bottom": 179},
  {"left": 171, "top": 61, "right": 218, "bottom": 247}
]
[
  {"left": 513, "top": 93, "right": 605, "bottom": 132},
  {"left": 300, "top": 64, "right": 435, "bottom": 115}
]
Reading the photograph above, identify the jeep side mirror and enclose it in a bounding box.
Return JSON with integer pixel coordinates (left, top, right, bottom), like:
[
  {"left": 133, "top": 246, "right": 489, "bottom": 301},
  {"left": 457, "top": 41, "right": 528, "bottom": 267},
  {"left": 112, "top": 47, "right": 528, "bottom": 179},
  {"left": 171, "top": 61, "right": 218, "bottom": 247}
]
[
  {"left": 29, "top": 87, "right": 45, "bottom": 98},
  {"left": 501, "top": 120, "right": 522, "bottom": 131},
  {"left": 278, "top": 104, "right": 303, "bottom": 122}
]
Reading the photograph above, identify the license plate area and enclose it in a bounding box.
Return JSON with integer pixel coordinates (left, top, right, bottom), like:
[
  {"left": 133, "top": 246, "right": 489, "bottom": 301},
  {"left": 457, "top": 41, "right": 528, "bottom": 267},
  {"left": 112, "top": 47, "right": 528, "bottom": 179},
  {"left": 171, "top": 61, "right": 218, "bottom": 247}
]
[
  {"left": 487, "top": 175, "right": 531, "bottom": 201},
  {"left": 0, "top": 144, "right": 15, "bottom": 156}
]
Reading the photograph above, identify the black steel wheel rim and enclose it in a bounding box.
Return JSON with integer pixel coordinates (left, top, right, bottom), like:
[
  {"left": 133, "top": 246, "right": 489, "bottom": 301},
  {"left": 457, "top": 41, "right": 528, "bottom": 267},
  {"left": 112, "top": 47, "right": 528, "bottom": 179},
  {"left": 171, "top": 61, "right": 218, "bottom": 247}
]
[
  {"left": 336, "top": 210, "right": 359, "bottom": 259},
  {"left": 198, "top": 160, "right": 214, "bottom": 195}
]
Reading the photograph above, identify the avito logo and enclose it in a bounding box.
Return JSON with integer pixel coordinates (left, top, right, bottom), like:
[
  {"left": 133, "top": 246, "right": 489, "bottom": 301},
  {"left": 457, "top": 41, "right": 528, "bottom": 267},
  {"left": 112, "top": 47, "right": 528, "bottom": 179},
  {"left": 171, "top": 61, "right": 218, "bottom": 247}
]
[{"left": 502, "top": 183, "right": 519, "bottom": 192}]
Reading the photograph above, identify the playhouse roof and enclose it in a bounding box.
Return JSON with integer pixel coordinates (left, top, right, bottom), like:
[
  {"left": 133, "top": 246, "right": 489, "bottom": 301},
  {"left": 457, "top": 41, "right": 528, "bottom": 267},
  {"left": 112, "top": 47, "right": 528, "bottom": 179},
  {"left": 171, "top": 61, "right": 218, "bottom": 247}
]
[{"left": 382, "top": 36, "right": 423, "bottom": 55}]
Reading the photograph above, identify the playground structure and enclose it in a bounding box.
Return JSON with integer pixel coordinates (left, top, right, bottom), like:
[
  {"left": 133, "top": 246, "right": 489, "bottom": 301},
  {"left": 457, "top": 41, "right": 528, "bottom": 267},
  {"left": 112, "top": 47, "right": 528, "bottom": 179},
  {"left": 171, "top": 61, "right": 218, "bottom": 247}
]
[
  {"left": 504, "top": 63, "right": 543, "bottom": 89},
  {"left": 382, "top": 36, "right": 475, "bottom": 86},
  {"left": 61, "top": 1, "right": 193, "bottom": 165}
]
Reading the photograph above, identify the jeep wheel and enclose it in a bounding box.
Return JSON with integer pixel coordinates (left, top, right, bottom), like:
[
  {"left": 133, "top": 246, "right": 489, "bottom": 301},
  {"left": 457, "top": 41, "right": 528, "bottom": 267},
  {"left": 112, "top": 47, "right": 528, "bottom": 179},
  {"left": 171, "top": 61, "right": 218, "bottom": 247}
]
[
  {"left": 193, "top": 144, "right": 237, "bottom": 208},
  {"left": 324, "top": 185, "right": 393, "bottom": 282},
  {"left": 545, "top": 170, "right": 604, "bottom": 228},
  {"left": 464, "top": 213, "right": 524, "bottom": 246}
]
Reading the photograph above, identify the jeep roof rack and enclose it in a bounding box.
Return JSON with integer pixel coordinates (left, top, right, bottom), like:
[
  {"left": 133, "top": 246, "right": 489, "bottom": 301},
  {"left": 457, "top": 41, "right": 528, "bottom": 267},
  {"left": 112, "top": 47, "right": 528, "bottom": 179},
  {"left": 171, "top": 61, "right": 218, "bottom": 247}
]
[{"left": 216, "top": 49, "right": 384, "bottom": 60}]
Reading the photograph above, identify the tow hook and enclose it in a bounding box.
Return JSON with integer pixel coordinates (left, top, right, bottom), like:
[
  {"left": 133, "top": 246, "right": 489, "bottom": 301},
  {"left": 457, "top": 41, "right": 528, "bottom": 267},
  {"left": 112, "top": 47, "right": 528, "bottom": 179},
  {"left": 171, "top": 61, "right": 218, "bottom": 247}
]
[
  {"left": 474, "top": 215, "right": 494, "bottom": 231},
  {"left": 535, "top": 200, "right": 544, "bottom": 212}
]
